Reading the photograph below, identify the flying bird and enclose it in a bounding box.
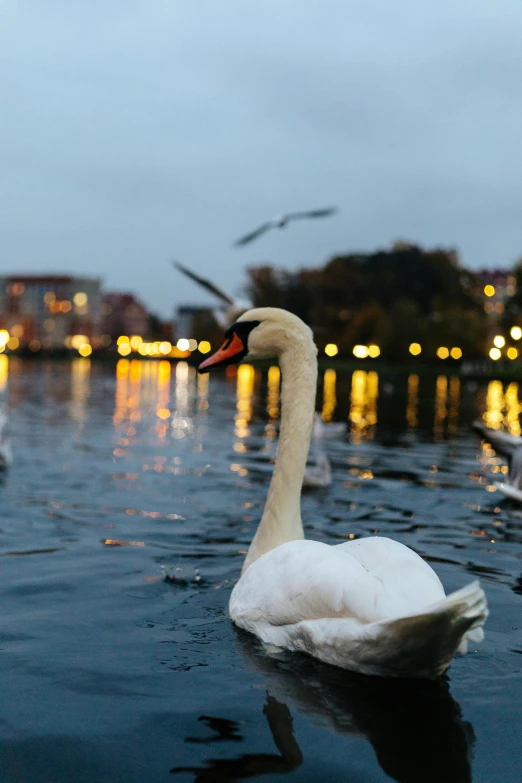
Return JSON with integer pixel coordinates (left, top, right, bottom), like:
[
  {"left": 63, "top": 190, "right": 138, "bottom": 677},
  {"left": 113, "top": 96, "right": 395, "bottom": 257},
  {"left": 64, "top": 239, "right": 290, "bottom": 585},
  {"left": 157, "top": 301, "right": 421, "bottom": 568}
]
[
  {"left": 171, "top": 260, "right": 250, "bottom": 329},
  {"left": 234, "top": 207, "right": 338, "bottom": 247}
]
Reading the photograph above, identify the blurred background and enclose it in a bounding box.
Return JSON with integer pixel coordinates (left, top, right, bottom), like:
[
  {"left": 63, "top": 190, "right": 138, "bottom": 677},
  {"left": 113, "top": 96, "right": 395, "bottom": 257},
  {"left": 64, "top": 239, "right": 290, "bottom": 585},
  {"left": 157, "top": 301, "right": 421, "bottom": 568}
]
[{"left": 1, "top": 0, "right": 522, "bottom": 366}]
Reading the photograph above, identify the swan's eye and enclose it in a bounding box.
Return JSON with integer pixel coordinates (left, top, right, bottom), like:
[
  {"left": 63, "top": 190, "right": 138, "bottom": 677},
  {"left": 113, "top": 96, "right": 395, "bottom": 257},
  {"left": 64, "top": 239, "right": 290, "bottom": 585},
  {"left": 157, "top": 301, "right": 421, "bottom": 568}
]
[{"left": 198, "top": 320, "right": 260, "bottom": 374}]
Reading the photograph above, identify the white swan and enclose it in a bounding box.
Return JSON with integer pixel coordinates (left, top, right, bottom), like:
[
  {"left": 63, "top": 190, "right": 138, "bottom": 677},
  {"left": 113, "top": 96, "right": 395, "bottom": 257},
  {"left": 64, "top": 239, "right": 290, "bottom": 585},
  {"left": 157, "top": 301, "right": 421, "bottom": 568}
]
[
  {"left": 199, "top": 308, "right": 488, "bottom": 678},
  {"left": 0, "top": 409, "right": 12, "bottom": 469}
]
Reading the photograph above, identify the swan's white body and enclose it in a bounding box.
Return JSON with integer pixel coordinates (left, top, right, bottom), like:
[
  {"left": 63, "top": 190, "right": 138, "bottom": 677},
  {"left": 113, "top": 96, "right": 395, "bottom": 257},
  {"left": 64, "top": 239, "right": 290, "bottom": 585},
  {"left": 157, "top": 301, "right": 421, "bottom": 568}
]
[{"left": 205, "top": 308, "right": 488, "bottom": 678}]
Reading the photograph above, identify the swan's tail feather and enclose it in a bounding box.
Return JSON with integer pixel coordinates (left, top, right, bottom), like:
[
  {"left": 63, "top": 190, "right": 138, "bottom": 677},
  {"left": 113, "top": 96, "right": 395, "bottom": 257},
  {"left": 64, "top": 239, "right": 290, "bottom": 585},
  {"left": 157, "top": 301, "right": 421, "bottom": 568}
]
[
  {"left": 283, "top": 581, "right": 488, "bottom": 678},
  {"left": 370, "top": 581, "right": 488, "bottom": 678}
]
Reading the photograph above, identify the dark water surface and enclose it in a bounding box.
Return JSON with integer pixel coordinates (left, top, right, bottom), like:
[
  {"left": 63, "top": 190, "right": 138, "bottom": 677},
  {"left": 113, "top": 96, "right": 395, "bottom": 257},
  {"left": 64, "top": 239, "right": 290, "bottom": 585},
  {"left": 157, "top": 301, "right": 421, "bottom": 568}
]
[{"left": 1, "top": 357, "right": 521, "bottom": 783}]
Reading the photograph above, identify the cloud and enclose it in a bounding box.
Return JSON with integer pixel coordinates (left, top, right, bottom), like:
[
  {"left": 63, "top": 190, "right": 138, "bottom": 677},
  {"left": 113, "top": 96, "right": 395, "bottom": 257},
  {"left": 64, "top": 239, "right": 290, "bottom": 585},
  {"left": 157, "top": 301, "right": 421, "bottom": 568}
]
[{"left": 1, "top": 0, "right": 522, "bottom": 317}]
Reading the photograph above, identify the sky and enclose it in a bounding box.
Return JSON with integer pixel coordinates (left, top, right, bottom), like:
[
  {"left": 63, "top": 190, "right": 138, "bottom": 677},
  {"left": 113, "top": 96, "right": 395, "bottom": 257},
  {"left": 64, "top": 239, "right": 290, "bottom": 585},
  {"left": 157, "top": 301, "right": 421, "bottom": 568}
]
[{"left": 1, "top": 1, "right": 522, "bottom": 318}]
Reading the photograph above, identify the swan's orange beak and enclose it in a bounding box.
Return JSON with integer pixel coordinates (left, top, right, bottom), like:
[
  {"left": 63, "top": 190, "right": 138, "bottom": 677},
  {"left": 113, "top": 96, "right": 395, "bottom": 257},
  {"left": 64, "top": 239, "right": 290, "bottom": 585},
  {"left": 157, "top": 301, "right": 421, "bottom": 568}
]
[{"left": 198, "top": 332, "right": 247, "bottom": 373}]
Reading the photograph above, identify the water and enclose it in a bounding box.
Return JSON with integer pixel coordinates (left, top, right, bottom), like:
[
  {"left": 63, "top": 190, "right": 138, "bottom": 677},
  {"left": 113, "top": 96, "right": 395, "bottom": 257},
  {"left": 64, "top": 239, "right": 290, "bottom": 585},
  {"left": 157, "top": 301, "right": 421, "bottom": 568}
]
[{"left": 1, "top": 356, "right": 520, "bottom": 783}]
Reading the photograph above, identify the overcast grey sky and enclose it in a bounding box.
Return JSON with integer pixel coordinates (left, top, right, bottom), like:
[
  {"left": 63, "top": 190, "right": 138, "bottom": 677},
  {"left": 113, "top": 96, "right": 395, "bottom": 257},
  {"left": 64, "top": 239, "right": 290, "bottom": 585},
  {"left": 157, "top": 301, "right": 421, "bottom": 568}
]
[{"left": 1, "top": 1, "right": 521, "bottom": 317}]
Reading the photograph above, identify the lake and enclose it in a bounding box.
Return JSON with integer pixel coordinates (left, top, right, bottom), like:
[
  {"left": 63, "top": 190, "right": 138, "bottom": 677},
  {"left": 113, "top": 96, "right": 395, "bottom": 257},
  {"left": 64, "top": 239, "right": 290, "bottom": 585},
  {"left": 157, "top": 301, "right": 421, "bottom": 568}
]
[{"left": 1, "top": 356, "right": 520, "bottom": 783}]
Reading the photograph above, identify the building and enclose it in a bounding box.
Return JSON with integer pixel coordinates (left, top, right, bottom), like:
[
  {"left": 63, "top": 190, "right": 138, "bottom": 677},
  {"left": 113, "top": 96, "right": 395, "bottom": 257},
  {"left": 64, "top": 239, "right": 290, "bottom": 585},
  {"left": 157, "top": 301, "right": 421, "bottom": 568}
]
[
  {"left": 100, "top": 293, "right": 151, "bottom": 340},
  {"left": 0, "top": 274, "right": 102, "bottom": 349}
]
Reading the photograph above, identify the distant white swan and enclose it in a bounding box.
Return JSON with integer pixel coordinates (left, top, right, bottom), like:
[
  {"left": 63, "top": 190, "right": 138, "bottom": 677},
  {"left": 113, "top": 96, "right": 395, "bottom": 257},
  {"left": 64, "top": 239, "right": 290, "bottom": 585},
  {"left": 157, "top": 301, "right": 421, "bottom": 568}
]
[
  {"left": 0, "top": 409, "right": 13, "bottom": 469},
  {"left": 199, "top": 308, "right": 488, "bottom": 678},
  {"left": 473, "top": 420, "right": 522, "bottom": 502}
]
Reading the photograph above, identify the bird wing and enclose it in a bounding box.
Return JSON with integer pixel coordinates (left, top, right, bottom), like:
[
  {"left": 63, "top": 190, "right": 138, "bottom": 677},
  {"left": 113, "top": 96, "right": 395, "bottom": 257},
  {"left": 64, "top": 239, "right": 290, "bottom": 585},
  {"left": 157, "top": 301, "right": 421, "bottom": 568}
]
[
  {"left": 231, "top": 538, "right": 444, "bottom": 630},
  {"left": 285, "top": 207, "right": 337, "bottom": 222},
  {"left": 234, "top": 222, "right": 274, "bottom": 247},
  {"left": 171, "top": 261, "right": 235, "bottom": 306}
]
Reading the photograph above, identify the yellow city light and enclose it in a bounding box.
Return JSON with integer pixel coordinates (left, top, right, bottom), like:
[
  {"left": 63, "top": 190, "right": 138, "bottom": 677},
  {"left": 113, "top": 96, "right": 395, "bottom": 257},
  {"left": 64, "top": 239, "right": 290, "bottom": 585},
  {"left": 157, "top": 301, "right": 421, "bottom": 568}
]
[
  {"left": 493, "top": 335, "right": 505, "bottom": 348},
  {"left": 117, "top": 335, "right": 130, "bottom": 345},
  {"left": 198, "top": 340, "right": 211, "bottom": 354},
  {"left": 325, "top": 343, "right": 338, "bottom": 357},
  {"left": 43, "top": 291, "right": 56, "bottom": 304},
  {"left": 353, "top": 345, "right": 369, "bottom": 359},
  {"left": 78, "top": 344, "right": 92, "bottom": 357},
  {"left": 409, "top": 342, "right": 422, "bottom": 356},
  {"left": 484, "top": 285, "right": 495, "bottom": 297},
  {"left": 11, "top": 324, "right": 24, "bottom": 338},
  {"left": 368, "top": 345, "right": 380, "bottom": 358},
  {"left": 450, "top": 347, "right": 462, "bottom": 359},
  {"left": 7, "top": 337, "right": 19, "bottom": 350},
  {"left": 129, "top": 335, "right": 143, "bottom": 350},
  {"left": 436, "top": 347, "right": 449, "bottom": 359},
  {"left": 60, "top": 300, "right": 72, "bottom": 313},
  {"left": 177, "top": 338, "right": 190, "bottom": 351},
  {"left": 117, "top": 343, "right": 132, "bottom": 356},
  {"left": 71, "top": 334, "right": 89, "bottom": 350},
  {"left": 0, "top": 330, "right": 10, "bottom": 347},
  {"left": 510, "top": 326, "right": 522, "bottom": 341},
  {"left": 507, "top": 347, "right": 519, "bottom": 360},
  {"left": 73, "top": 292, "right": 88, "bottom": 307},
  {"left": 489, "top": 347, "right": 501, "bottom": 360},
  {"left": 159, "top": 341, "right": 172, "bottom": 355}
]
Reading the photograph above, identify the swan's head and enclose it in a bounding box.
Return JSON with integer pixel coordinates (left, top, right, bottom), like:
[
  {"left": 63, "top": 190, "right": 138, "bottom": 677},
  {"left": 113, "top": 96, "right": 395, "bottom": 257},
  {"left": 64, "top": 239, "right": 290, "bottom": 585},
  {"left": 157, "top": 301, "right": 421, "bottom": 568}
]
[{"left": 198, "top": 307, "right": 315, "bottom": 373}]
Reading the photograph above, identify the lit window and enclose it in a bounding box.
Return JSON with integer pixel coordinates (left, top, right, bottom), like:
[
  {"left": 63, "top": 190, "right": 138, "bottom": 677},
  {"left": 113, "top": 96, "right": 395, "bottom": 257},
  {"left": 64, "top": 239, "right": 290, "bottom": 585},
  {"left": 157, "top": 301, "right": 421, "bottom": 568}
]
[
  {"left": 409, "top": 343, "right": 422, "bottom": 356},
  {"left": 325, "top": 343, "right": 338, "bottom": 357},
  {"left": 436, "top": 347, "right": 449, "bottom": 359}
]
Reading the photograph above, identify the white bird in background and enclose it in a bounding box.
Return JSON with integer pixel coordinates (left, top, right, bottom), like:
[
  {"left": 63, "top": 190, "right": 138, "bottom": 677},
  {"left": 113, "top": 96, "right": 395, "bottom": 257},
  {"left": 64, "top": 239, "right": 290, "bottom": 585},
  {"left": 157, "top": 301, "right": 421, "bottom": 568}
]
[
  {"left": 234, "top": 207, "right": 338, "bottom": 247},
  {"left": 473, "top": 420, "right": 522, "bottom": 502},
  {"left": 172, "top": 260, "right": 250, "bottom": 330},
  {"left": 198, "top": 308, "right": 488, "bottom": 678},
  {"left": 0, "top": 409, "right": 13, "bottom": 469},
  {"left": 312, "top": 412, "right": 347, "bottom": 441}
]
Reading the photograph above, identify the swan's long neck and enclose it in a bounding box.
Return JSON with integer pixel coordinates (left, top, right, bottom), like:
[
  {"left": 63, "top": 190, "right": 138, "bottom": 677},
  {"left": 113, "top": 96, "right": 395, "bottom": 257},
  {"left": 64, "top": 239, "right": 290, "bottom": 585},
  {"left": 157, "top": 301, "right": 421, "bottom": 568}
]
[{"left": 242, "top": 336, "right": 317, "bottom": 572}]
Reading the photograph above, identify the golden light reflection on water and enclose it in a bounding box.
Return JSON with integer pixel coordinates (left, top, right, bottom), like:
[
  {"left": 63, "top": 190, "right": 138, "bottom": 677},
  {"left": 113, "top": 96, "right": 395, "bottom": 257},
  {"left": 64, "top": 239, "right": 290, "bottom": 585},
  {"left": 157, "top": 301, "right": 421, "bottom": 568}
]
[
  {"left": 265, "top": 365, "right": 280, "bottom": 439},
  {"left": 505, "top": 382, "right": 521, "bottom": 435},
  {"left": 70, "top": 357, "right": 90, "bottom": 421},
  {"left": 114, "top": 359, "right": 129, "bottom": 425},
  {"left": 172, "top": 361, "right": 195, "bottom": 439},
  {"left": 483, "top": 379, "right": 521, "bottom": 434},
  {"left": 0, "top": 355, "right": 8, "bottom": 393},
  {"left": 448, "top": 376, "right": 460, "bottom": 433},
  {"left": 232, "top": 364, "right": 255, "bottom": 472},
  {"left": 322, "top": 368, "right": 337, "bottom": 423},
  {"left": 483, "top": 380, "right": 504, "bottom": 430},
  {"left": 235, "top": 364, "right": 255, "bottom": 439},
  {"left": 197, "top": 371, "right": 209, "bottom": 412},
  {"left": 349, "top": 370, "right": 378, "bottom": 441},
  {"left": 156, "top": 360, "right": 171, "bottom": 437},
  {"left": 433, "top": 375, "right": 448, "bottom": 440},
  {"left": 406, "top": 374, "right": 419, "bottom": 428}
]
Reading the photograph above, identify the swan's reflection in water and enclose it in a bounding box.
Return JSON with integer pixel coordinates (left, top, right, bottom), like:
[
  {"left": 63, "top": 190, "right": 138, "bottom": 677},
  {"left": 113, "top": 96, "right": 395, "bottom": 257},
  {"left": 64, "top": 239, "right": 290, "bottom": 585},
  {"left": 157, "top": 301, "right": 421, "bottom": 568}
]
[{"left": 172, "top": 630, "right": 474, "bottom": 783}]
